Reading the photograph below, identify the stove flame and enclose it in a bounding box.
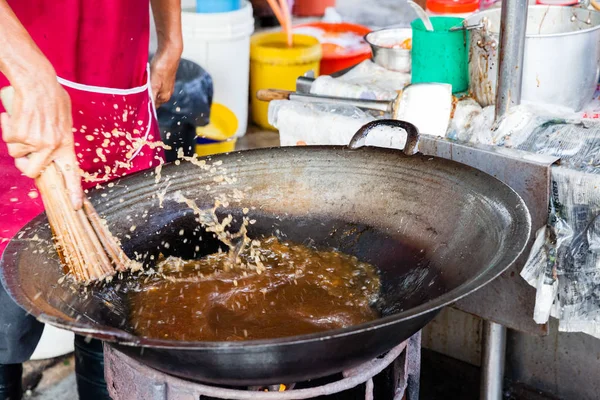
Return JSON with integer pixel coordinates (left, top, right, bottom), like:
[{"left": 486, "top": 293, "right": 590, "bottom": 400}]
[{"left": 258, "top": 384, "right": 288, "bottom": 392}]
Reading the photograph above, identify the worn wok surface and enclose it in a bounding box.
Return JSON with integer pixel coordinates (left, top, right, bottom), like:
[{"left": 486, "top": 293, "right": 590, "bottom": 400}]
[{"left": 1, "top": 145, "right": 530, "bottom": 385}]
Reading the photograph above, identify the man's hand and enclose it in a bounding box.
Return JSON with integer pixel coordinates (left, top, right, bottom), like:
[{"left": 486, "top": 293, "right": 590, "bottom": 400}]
[
  {"left": 0, "top": 78, "right": 83, "bottom": 210},
  {"left": 150, "top": 49, "right": 181, "bottom": 108},
  {"left": 150, "top": 0, "right": 183, "bottom": 108},
  {"left": 0, "top": 1, "right": 83, "bottom": 210}
]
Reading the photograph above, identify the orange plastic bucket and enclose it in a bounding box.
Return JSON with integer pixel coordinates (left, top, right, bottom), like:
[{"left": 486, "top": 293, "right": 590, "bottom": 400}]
[{"left": 294, "top": 22, "right": 372, "bottom": 75}]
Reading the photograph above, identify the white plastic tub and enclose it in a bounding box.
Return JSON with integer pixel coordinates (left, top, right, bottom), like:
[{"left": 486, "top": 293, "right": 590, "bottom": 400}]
[
  {"left": 30, "top": 325, "right": 74, "bottom": 361},
  {"left": 181, "top": 2, "right": 255, "bottom": 137}
]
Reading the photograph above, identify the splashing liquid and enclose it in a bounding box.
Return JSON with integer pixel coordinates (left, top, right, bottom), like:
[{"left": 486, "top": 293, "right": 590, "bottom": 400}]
[{"left": 128, "top": 237, "right": 380, "bottom": 341}]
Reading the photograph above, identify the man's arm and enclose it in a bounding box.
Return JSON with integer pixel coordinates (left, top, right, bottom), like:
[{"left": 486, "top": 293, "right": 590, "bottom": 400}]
[
  {"left": 150, "top": 0, "right": 183, "bottom": 107},
  {"left": 0, "top": 1, "right": 82, "bottom": 209},
  {"left": 0, "top": 2, "right": 54, "bottom": 88}
]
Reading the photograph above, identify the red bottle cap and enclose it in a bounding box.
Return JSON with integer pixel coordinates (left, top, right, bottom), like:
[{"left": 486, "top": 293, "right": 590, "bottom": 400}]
[
  {"left": 535, "top": 0, "right": 578, "bottom": 5},
  {"left": 426, "top": 0, "right": 479, "bottom": 14}
]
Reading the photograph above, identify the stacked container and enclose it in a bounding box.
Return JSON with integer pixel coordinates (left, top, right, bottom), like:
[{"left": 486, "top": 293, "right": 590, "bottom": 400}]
[
  {"left": 425, "top": 0, "right": 479, "bottom": 17},
  {"left": 182, "top": 1, "right": 255, "bottom": 138},
  {"left": 196, "top": 0, "right": 241, "bottom": 12}
]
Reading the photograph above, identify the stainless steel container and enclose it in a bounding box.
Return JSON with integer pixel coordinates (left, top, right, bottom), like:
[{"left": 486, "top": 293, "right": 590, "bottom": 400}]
[
  {"left": 468, "top": 6, "right": 600, "bottom": 112},
  {"left": 365, "top": 28, "right": 412, "bottom": 73}
]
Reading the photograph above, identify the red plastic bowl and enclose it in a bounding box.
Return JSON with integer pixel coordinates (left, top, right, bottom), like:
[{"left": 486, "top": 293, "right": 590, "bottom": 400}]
[
  {"left": 294, "top": 22, "right": 372, "bottom": 75},
  {"left": 293, "top": 0, "right": 336, "bottom": 16}
]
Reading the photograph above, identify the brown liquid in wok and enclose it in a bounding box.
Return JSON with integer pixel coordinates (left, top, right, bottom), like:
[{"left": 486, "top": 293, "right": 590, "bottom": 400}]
[{"left": 128, "top": 237, "right": 381, "bottom": 341}]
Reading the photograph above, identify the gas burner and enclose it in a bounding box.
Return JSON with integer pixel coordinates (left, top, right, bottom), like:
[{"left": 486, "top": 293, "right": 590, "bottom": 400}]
[{"left": 105, "top": 333, "right": 421, "bottom": 400}]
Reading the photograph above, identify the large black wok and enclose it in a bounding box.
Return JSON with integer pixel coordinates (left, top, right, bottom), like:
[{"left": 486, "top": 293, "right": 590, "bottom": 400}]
[{"left": 0, "top": 120, "right": 531, "bottom": 385}]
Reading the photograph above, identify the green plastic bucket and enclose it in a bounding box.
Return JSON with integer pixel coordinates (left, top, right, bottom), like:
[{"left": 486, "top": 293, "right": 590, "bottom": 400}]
[{"left": 411, "top": 17, "right": 469, "bottom": 93}]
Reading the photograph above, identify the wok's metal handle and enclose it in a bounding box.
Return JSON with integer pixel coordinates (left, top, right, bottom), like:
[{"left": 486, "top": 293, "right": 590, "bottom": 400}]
[{"left": 349, "top": 119, "right": 420, "bottom": 155}]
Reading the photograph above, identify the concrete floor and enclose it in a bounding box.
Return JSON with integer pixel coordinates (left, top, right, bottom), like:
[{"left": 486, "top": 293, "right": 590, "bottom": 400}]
[
  {"left": 27, "top": 375, "right": 76, "bottom": 400},
  {"left": 22, "top": 356, "right": 76, "bottom": 400}
]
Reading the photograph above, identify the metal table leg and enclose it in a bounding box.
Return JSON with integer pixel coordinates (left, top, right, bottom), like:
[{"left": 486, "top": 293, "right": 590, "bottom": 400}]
[
  {"left": 483, "top": 0, "right": 527, "bottom": 393},
  {"left": 480, "top": 321, "right": 507, "bottom": 400}
]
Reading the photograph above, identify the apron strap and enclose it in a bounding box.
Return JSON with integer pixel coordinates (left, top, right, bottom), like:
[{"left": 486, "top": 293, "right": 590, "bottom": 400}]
[
  {"left": 146, "top": 64, "right": 159, "bottom": 122},
  {"left": 57, "top": 65, "right": 156, "bottom": 162},
  {"left": 129, "top": 65, "right": 156, "bottom": 160},
  {"left": 56, "top": 77, "right": 148, "bottom": 95},
  {"left": 128, "top": 100, "right": 155, "bottom": 161}
]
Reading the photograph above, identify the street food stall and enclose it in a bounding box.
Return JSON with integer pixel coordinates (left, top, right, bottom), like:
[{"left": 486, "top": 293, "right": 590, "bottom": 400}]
[{"left": 5, "top": 0, "right": 600, "bottom": 399}]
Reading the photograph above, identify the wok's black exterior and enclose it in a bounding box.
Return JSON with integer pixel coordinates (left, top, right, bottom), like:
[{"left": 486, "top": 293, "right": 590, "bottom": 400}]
[
  {"left": 0, "top": 121, "right": 531, "bottom": 385},
  {"left": 112, "top": 312, "right": 434, "bottom": 385}
]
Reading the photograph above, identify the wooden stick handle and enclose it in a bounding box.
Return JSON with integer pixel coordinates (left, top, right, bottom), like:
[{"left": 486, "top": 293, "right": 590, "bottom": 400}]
[{"left": 256, "top": 89, "right": 293, "bottom": 102}]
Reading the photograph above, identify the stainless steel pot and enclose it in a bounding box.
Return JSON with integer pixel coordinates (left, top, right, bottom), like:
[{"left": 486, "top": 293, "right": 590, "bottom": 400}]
[{"left": 468, "top": 6, "right": 600, "bottom": 112}]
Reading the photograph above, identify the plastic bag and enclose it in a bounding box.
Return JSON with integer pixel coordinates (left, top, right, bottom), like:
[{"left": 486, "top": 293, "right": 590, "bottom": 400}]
[
  {"left": 523, "top": 166, "right": 600, "bottom": 338},
  {"left": 334, "top": 0, "right": 418, "bottom": 29},
  {"left": 269, "top": 100, "right": 416, "bottom": 150},
  {"left": 310, "top": 62, "right": 408, "bottom": 101},
  {"left": 269, "top": 100, "right": 375, "bottom": 146},
  {"left": 156, "top": 58, "right": 213, "bottom": 129},
  {"left": 310, "top": 75, "right": 398, "bottom": 101},
  {"left": 453, "top": 101, "right": 600, "bottom": 337},
  {"left": 154, "top": 57, "right": 213, "bottom": 162}
]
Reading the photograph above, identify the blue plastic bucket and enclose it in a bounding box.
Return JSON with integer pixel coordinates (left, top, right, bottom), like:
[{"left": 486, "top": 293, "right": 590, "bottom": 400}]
[{"left": 196, "top": 0, "right": 241, "bottom": 13}]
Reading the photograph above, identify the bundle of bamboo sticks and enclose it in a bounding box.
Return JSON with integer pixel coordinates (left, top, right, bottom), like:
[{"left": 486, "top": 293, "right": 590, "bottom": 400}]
[
  {"left": 266, "top": 0, "right": 293, "bottom": 47},
  {"left": 1, "top": 87, "right": 135, "bottom": 284}
]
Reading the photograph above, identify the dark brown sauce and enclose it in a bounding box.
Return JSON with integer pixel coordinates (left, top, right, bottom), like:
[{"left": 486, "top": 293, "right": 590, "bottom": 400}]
[{"left": 128, "top": 237, "right": 380, "bottom": 341}]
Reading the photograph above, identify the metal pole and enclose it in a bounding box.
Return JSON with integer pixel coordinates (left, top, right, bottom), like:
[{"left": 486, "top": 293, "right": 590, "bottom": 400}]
[
  {"left": 480, "top": 321, "right": 507, "bottom": 400},
  {"left": 494, "top": 0, "right": 529, "bottom": 120},
  {"left": 483, "top": 0, "right": 528, "bottom": 397}
]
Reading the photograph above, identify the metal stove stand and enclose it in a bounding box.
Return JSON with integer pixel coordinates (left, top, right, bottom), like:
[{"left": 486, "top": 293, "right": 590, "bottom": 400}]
[{"left": 105, "top": 333, "right": 421, "bottom": 400}]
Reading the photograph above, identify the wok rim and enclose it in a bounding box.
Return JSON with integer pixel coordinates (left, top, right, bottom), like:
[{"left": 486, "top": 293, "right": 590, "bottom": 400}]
[{"left": 0, "top": 145, "right": 532, "bottom": 351}]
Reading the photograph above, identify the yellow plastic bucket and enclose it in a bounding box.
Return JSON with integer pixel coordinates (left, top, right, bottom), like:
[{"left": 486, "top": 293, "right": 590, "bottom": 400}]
[
  {"left": 250, "top": 32, "right": 322, "bottom": 129},
  {"left": 196, "top": 103, "right": 238, "bottom": 157}
]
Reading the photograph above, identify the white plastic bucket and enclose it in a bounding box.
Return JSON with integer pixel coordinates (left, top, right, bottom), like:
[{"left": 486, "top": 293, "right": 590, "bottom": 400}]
[
  {"left": 181, "top": 1, "right": 255, "bottom": 138},
  {"left": 30, "top": 325, "right": 74, "bottom": 361}
]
